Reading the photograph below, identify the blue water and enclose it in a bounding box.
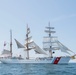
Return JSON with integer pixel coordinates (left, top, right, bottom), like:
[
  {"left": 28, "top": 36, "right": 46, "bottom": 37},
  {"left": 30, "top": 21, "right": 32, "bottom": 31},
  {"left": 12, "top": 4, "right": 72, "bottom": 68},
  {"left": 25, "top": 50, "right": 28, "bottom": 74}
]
[{"left": 0, "top": 63, "right": 76, "bottom": 75}]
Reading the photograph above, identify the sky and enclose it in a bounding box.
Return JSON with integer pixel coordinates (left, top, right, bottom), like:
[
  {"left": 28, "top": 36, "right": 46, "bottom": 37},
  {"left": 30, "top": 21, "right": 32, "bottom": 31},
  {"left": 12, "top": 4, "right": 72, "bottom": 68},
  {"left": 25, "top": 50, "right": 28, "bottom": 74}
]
[{"left": 0, "top": 0, "right": 76, "bottom": 57}]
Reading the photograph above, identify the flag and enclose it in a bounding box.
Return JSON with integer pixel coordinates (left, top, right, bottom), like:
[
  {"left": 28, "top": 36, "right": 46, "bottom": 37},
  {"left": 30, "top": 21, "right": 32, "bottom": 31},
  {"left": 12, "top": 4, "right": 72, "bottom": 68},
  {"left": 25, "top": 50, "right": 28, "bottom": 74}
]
[{"left": 4, "top": 41, "right": 6, "bottom": 46}]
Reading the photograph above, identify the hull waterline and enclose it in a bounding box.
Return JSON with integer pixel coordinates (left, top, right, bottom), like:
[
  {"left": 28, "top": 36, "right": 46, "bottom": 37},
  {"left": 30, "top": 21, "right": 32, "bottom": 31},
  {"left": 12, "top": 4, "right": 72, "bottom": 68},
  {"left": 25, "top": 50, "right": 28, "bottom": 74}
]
[{"left": 0, "top": 57, "right": 70, "bottom": 64}]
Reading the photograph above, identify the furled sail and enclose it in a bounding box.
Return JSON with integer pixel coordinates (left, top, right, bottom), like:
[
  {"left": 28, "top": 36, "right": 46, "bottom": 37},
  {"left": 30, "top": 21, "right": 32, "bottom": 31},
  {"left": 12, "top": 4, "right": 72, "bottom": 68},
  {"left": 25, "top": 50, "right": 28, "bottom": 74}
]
[{"left": 15, "top": 39, "right": 25, "bottom": 48}]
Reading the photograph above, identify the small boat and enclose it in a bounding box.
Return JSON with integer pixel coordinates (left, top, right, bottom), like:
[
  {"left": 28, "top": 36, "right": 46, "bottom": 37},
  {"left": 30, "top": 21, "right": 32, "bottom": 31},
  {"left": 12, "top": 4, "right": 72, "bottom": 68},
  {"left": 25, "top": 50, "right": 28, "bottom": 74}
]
[{"left": 0, "top": 23, "right": 75, "bottom": 64}]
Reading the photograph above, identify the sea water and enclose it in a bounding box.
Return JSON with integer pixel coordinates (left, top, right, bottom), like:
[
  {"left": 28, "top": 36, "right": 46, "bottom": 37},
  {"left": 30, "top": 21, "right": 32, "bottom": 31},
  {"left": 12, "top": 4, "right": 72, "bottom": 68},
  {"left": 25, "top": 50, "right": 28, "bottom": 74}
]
[{"left": 0, "top": 63, "right": 76, "bottom": 75}]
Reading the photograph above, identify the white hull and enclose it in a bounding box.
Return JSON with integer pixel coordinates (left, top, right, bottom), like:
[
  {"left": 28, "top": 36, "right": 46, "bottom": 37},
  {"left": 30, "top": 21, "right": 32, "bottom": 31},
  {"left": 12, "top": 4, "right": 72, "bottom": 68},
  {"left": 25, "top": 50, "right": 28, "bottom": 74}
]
[
  {"left": 69, "top": 59, "right": 76, "bottom": 63},
  {"left": 0, "top": 56, "right": 70, "bottom": 64}
]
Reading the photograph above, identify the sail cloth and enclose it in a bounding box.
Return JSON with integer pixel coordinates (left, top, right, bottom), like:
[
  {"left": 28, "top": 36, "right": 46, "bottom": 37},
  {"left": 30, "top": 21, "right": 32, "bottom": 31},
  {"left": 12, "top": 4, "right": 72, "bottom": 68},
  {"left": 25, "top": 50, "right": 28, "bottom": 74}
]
[
  {"left": 25, "top": 40, "right": 47, "bottom": 55},
  {"left": 33, "top": 42, "right": 47, "bottom": 55},
  {"left": 25, "top": 40, "right": 34, "bottom": 48},
  {"left": 15, "top": 39, "right": 25, "bottom": 48},
  {"left": 15, "top": 39, "right": 47, "bottom": 55},
  {"left": 57, "top": 41, "right": 75, "bottom": 54},
  {"left": 2, "top": 49, "right": 11, "bottom": 55},
  {"left": 1, "top": 49, "right": 11, "bottom": 57}
]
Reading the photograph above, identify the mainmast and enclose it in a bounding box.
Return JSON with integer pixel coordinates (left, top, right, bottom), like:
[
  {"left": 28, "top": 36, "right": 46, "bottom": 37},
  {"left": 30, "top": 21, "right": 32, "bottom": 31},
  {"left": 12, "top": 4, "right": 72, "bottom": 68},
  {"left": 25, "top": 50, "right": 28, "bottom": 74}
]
[
  {"left": 43, "top": 22, "right": 74, "bottom": 57},
  {"left": 10, "top": 30, "right": 12, "bottom": 57},
  {"left": 43, "top": 22, "right": 56, "bottom": 58}
]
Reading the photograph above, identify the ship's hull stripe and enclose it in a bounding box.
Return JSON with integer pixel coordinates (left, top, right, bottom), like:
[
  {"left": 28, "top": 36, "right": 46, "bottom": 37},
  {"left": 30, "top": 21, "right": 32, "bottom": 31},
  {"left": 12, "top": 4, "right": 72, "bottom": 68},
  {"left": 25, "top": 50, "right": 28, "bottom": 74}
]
[{"left": 53, "top": 57, "right": 61, "bottom": 64}]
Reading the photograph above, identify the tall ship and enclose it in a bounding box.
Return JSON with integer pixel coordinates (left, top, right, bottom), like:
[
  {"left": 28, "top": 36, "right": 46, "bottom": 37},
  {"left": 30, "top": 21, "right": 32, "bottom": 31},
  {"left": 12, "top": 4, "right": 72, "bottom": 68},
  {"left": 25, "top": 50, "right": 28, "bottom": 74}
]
[{"left": 0, "top": 23, "right": 75, "bottom": 64}]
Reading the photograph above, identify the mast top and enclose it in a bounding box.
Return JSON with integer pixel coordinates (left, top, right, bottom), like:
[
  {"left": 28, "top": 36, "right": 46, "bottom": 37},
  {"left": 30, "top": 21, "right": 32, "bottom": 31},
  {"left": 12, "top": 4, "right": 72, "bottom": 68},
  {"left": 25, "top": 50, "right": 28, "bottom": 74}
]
[{"left": 45, "top": 22, "right": 56, "bottom": 37}]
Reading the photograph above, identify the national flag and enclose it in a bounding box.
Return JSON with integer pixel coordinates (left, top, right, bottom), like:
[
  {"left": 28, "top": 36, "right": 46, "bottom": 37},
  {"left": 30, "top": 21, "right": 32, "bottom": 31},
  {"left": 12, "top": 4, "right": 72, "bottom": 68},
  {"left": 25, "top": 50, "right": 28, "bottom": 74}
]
[{"left": 4, "top": 41, "right": 6, "bottom": 46}]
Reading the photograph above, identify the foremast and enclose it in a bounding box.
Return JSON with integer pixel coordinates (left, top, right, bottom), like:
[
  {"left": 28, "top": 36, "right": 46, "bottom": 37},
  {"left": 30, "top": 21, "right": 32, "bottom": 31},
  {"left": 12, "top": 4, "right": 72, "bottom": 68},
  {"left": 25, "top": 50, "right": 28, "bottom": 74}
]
[{"left": 25, "top": 25, "right": 33, "bottom": 59}]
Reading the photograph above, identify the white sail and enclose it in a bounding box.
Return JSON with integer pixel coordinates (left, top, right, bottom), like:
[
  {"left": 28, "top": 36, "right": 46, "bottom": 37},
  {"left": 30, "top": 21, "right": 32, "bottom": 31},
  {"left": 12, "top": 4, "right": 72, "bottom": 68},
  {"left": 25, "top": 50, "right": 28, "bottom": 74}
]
[
  {"left": 33, "top": 42, "right": 47, "bottom": 55},
  {"left": 43, "top": 36, "right": 59, "bottom": 51},
  {"left": 15, "top": 38, "right": 47, "bottom": 55},
  {"left": 15, "top": 39, "right": 25, "bottom": 48},
  {"left": 57, "top": 41, "right": 74, "bottom": 54},
  {"left": 0, "top": 23, "right": 72, "bottom": 64},
  {"left": 25, "top": 40, "right": 34, "bottom": 48},
  {"left": 2, "top": 49, "right": 11, "bottom": 55},
  {"left": 43, "top": 36, "right": 57, "bottom": 42},
  {"left": 1, "top": 49, "right": 11, "bottom": 57},
  {"left": 25, "top": 40, "right": 47, "bottom": 55}
]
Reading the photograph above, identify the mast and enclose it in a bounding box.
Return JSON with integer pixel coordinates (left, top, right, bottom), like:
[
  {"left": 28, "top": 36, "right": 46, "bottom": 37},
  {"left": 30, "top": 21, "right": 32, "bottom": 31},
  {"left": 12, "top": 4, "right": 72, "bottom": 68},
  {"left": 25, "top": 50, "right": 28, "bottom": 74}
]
[
  {"left": 25, "top": 24, "right": 36, "bottom": 59},
  {"left": 43, "top": 22, "right": 75, "bottom": 57},
  {"left": 25, "top": 24, "right": 49, "bottom": 59},
  {"left": 43, "top": 22, "right": 56, "bottom": 58},
  {"left": 10, "top": 30, "right": 12, "bottom": 57},
  {"left": 26, "top": 25, "right": 29, "bottom": 59},
  {"left": 26, "top": 24, "right": 32, "bottom": 59}
]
